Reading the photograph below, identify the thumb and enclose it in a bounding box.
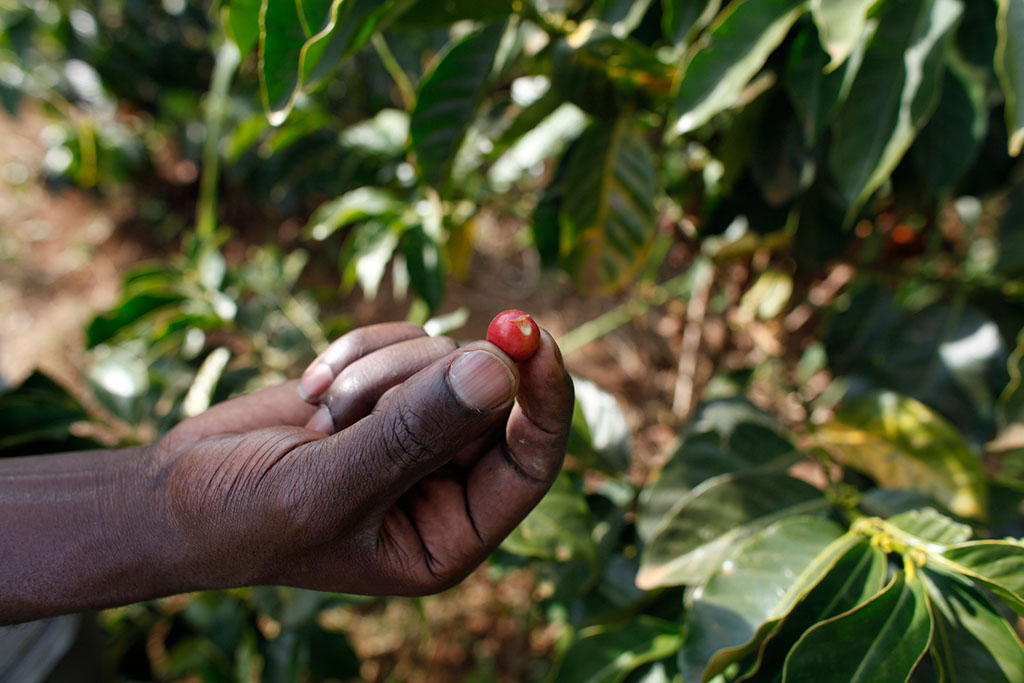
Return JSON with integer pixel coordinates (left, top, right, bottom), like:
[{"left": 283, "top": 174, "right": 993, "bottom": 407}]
[{"left": 322, "top": 343, "right": 519, "bottom": 502}]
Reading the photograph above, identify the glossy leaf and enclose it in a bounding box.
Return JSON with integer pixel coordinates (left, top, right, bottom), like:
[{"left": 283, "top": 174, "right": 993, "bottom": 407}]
[
  {"left": 818, "top": 391, "right": 988, "bottom": 519},
  {"left": 488, "top": 102, "right": 588, "bottom": 191},
  {"left": 502, "top": 473, "right": 598, "bottom": 565},
  {"left": 303, "top": 187, "right": 406, "bottom": 241},
  {"left": 637, "top": 471, "right": 829, "bottom": 589},
  {"left": 552, "top": 616, "right": 684, "bottom": 683},
  {"left": 410, "top": 23, "right": 504, "bottom": 189},
  {"left": 560, "top": 116, "right": 658, "bottom": 292},
  {"left": 936, "top": 540, "right": 1024, "bottom": 615},
  {"left": 569, "top": 375, "right": 632, "bottom": 473},
  {"left": 402, "top": 225, "right": 445, "bottom": 312},
  {"left": 680, "top": 518, "right": 849, "bottom": 683},
  {"left": 669, "top": 0, "right": 806, "bottom": 136},
  {"left": 662, "top": 0, "right": 722, "bottom": 45},
  {"left": 225, "top": 0, "right": 261, "bottom": 56},
  {"left": 741, "top": 542, "right": 888, "bottom": 682},
  {"left": 886, "top": 507, "right": 973, "bottom": 545},
  {"left": 87, "top": 292, "right": 186, "bottom": 348},
  {"left": 809, "top": 0, "right": 877, "bottom": 71},
  {"left": 259, "top": 0, "right": 335, "bottom": 117},
  {"left": 340, "top": 219, "right": 402, "bottom": 298},
  {"left": 828, "top": 0, "right": 964, "bottom": 216},
  {"left": 996, "top": 0, "right": 1024, "bottom": 155},
  {"left": 922, "top": 568, "right": 1024, "bottom": 682},
  {"left": 782, "top": 572, "right": 933, "bottom": 683}
]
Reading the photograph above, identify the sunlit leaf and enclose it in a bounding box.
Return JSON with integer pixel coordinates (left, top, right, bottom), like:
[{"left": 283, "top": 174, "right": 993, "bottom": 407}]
[
  {"left": 680, "top": 518, "right": 850, "bottom": 683},
  {"left": 886, "top": 507, "right": 973, "bottom": 545},
  {"left": 828, "top": 0, "right": 964, "bottom": 217},
  {"left": 741, "top": 542, "right": 888, "bottom": 682},
  {"left": 818, "top": 391, "right": 988, "bottom": 519},
  {"left": 303, "top": 187, "right": 405, "bottom": 241},
  {"left": 637, "top": 470, "right": 829, "bottom": 589},
  {"left": 224, "top": 0, "right": 261, "bottom": 56},
  {"left": 808, "top": 0, "right": 877, "bottom": 71},
  {"left": 782, "top": 572, "right": 933, "bottom": 683},
  {"left": 551, "top": 616, "right": 684, "bottom": 683},
  {"left": 669, "top": 0, "right": 806, "bottom": 136},
  {"left": 996, "top": 0, "right": 1024, "bottom": 155},
  {"left": 922, "top": 568, "right": 1024, "bottom": 682},
  {"left": 569, "top": 375, "right": 631, "bottom": 473},
  {"left": 936, "top": 539, "right": 1024, "bottom": 615}
]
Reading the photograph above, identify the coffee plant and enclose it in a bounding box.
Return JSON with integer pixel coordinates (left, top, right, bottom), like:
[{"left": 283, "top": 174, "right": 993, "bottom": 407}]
[{"left": 4, "top": 0, "right": 1024, "bottom": 680}]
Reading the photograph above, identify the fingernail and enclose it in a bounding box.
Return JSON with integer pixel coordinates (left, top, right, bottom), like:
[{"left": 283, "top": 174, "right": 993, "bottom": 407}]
[
  {"left": 306, "top": 405, "right": 334, "bottom": 434},
  {"left": 298, "top": 363, "right": 333, "bottom": 402},
  {"left": 448, "top": 350, "right": 515, "bottom": 411}
]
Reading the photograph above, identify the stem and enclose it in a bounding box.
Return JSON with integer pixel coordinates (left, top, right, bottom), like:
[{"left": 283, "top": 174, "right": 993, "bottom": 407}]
[
  {"left": 196, "top": 39, "right": 241, "bottom": 240},
  {"left": 372, "top": 33, "right": 415, "bottom": 111},
  {"left": 558, "top": 271, "right": 694, "bottom": 354}
]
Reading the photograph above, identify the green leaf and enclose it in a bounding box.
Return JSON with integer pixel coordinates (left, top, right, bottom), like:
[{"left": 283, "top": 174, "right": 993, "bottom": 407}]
[
  {"left": 679, "top": 518, "right": 849, "bottom": 683},
  {"left": 936, "top": 540, "right": 1024, "bottom": 616},
  {"left": 828, "top": 0, "right": 964, "bottom": 217},
  {"left": 0, "top": 371, "right": 99, "bottom": 456},
  {"left": 637, "top": 471, "right": 829, "bottom": 589},
  {"left": 782, "top": 572, "right": 933, "bottom": 683},
  {"left": 224, "top": 0, "right": 262, "bottom": 56},
  {"left": 410, "top": 23, "right": 504, "bottom": 189},
  {"left": 307, "top": 625, "right": 361, "bottom": 679},
  {"left": 911, "top": 58, "right": 989, "bottom": 194},
  {"left": 551, "top": 616, "right": 685, "bottom": 683},
  {"left": 488, "top": 102, "right": 588, "bottom": 191},
  {"left": 826, "top": 286, "right": 1010, "bottom": 445},
  {"left": 560, "top": 116, "right": 658, "bottom": 292},
  {"left": 922, "top": 568, "right": 1024, "bottom": 682},
  {"left": 741, "top": 542, "right": 888, "bottom": 682},
  {"left": 818, "top": 391, "right": 988, "bottom": 519},
  {"left": 808, "top": 0, "right": 877, "bottom": 71},
  {"left": 601, "top": 0, "right": 656, "bottom": 37},
  {"left": 401, "top": 225, "right": 446, "bottom": 312},
  {"left": 502, "top": 473, "right": 598, "bottom": 565},
  {"left": 785, "top": 22, "right": 864, "bottom": 147},
  {"left": 669, "top": 0, "right": 806, "bottom": 136},
  {"left": 886, "top": 507, "right": 973, "bottom": 545},
  {"left": 637, "top": 399, "right": 796, "bottom": 542},
  {"left": 996, "top": 0, "right": 1024, "bottom": 155},
  {"left": 339, "top": 108, "right": 410, "bottom": 157},
  {"left": 340, "top": 219, "right": 402, "bottom": 298},
  {"left": 304, "top": 187, "right": 406, "bottom": 241},
  {"left": 569, "top": 375, "right": 632, "bottom": 473},
  {"left": 259, "top": 0, "right": 336, "bottom": 117},
  {"left": 662, "top": 0, "right": 722, "bottom": 45},
  {"left": 397, "top": 0, "right": 513, "bottom": 24},
  {"left": 87, "top": 292, "right": 186, "bottom": 348},
  {"left": 999, "top": 328, "right": 1024, "bottom": 429},
  {"left": 86, "top": 343, "right": 151, "bottom": 425}
]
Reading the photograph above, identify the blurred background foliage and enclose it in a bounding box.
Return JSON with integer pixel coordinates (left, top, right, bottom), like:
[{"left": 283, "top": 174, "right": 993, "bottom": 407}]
[{"left": 3, "top": 0, "right": 1024, "bottom": 680}]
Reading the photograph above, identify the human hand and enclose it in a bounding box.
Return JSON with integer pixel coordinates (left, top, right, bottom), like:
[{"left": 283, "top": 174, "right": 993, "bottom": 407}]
[{"left": 150, "top": 321, "right": 573, "bottom": 597}]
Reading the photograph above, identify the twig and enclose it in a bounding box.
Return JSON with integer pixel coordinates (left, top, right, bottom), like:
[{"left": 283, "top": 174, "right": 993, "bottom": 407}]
[
  {"left": 672, "top": 261, "right": 714, "bottom": 419},
  {"left": 372, "top": 33, "right": 416, "bottom": 111}
]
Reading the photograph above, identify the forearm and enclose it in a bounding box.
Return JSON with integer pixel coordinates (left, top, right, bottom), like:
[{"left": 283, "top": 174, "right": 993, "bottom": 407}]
[{"left": 0, "top": 447, "right": 195, "bottom": 625}]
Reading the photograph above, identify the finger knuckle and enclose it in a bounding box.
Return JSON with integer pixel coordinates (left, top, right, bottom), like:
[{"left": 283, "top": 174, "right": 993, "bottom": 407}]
[{"left": 385, "top": 401, "right": 447, "bottom": 468}]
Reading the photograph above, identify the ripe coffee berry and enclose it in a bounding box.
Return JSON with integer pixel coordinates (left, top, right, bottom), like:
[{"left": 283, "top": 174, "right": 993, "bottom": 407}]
[{"left": 486, "top": 310, "right": 540, "bottom": 361}]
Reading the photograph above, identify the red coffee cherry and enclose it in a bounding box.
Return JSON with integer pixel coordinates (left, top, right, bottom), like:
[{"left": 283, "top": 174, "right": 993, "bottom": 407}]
[{"left": 486, "top": 310, "right": 541, "bottom": 361}]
